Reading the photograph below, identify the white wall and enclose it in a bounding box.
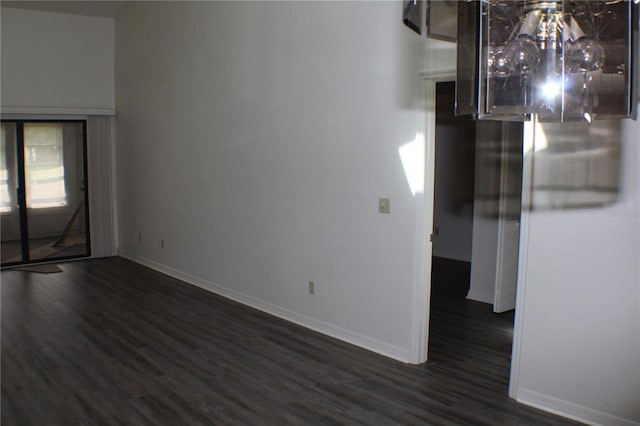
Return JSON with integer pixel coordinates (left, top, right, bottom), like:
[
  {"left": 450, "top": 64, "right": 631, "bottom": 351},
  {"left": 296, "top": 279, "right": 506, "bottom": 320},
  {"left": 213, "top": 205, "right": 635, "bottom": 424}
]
[
  {"left": 0, "top": 7, "right": 115, "bottom": 115},
  {"left": 512, "top": 116, "right": 640, "bottom": 425},
  {"left": 115, "top": 1, "right": 450, "bottom": 361}
]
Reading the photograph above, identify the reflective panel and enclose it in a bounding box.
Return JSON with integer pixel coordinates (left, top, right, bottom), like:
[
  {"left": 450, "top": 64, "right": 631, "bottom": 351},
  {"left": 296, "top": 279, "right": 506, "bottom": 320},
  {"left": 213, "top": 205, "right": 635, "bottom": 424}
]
[
  {"left": 457, "top": 0, "right": 637, "bottom": 122},
  {"left": 525, "top": 119, "right": 621, "bottom": 210}
]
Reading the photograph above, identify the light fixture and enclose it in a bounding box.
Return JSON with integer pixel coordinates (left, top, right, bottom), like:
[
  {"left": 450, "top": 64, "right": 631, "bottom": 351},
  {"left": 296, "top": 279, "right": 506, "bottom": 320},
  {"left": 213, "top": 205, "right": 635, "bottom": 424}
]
[{"left": 456, "top": 0, "right": 639, "bottom": 122}]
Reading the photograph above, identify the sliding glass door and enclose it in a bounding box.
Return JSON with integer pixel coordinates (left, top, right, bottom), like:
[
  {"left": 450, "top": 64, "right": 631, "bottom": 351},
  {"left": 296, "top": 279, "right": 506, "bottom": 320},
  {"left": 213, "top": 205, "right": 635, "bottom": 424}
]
[{"left": 1, "top": 120, "right": 90, "bottom": 266}]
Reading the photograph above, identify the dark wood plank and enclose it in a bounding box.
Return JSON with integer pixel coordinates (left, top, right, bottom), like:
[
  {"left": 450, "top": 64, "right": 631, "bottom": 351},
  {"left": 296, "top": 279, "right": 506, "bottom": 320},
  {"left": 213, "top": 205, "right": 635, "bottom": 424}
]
[{"left": 1, "top": 257, "right": 582, "bottom": 425}]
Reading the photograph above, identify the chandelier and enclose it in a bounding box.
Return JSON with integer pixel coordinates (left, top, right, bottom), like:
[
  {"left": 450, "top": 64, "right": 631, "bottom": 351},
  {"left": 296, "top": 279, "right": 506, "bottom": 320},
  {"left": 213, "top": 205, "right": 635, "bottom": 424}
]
[{"left": 456, "top": 0, "right": 638, "bottom": 122}]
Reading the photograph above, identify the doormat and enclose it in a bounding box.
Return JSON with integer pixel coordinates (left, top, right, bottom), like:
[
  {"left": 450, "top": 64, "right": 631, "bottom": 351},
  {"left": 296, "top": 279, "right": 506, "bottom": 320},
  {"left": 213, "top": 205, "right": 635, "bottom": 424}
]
[{"left": 14, "top": 264, "right": 63, "bottom": 274}]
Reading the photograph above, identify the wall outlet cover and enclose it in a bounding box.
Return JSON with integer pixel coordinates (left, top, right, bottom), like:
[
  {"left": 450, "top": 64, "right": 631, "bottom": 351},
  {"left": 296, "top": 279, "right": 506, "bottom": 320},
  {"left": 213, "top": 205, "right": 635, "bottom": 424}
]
[{"left": 378, "top": 198, "right": 391, "bottom": 214}]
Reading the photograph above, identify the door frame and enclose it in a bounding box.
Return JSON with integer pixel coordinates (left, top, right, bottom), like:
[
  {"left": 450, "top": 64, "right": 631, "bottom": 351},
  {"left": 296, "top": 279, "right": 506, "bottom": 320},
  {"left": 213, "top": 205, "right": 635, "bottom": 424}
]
[{"left": 408, "top": 70, "right": 456, "bottom": 364}]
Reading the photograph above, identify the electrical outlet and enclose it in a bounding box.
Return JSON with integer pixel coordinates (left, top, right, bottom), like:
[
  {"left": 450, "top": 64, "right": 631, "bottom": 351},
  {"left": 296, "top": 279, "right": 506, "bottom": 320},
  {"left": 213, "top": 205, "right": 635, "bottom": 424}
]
[
  {"left": 138, "top": 232, "right": 142, "bottom": 242},
  {"left": 308, "top": 281, "right": 315, "bottom": 295},
  {"left": 161, "top": 239, "right": 165, "bottom": 249},
  {"left": 378, "top": 197, "right": 391, "bottom": 214}
]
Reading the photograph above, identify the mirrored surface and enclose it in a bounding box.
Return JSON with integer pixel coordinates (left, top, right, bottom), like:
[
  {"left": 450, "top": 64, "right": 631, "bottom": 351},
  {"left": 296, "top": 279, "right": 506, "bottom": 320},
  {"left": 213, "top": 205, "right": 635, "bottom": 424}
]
[{"left": 525, "top": 119, "right": 621, "bottom": 210}]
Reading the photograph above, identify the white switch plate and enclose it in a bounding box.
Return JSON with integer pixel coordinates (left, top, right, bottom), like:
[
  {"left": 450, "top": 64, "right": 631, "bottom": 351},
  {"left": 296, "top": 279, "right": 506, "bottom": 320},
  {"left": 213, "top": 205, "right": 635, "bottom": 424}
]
[{"left": 378, "top": 198, "right": 391, "bottom": 214}]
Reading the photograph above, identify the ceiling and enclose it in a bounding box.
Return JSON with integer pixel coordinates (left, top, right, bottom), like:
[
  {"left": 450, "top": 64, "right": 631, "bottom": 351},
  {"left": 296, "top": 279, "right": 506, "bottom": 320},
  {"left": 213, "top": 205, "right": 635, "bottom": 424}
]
[{"left": 1, "top": 1, "right": 126, "bottom": 18}]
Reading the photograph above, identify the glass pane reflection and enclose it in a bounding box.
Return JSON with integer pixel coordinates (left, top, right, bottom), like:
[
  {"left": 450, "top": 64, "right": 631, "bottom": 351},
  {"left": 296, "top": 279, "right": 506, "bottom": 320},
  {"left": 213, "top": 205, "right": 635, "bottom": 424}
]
[{"left": 526, "top": 120, "right": 621, "bottom": 210}]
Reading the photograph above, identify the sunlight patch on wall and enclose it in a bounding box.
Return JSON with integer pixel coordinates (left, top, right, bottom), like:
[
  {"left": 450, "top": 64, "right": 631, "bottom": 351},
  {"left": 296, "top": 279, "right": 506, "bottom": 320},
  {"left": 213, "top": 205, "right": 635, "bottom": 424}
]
[{"left": 399, "top": 133, "right": 425, "bottom": 196}]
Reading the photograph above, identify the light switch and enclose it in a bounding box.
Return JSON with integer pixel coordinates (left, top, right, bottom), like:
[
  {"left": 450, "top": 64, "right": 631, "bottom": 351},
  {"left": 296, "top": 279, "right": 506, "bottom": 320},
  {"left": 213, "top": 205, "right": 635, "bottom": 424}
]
[{"left": 378, "top": 198, "right": 391, "bottom": 214}]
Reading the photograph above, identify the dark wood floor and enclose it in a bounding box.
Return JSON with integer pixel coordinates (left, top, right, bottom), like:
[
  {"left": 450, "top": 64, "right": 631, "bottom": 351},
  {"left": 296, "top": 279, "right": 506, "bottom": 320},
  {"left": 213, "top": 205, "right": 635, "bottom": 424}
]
[{"left": 1, "top": 257, "right": 581, "bottom": 425}]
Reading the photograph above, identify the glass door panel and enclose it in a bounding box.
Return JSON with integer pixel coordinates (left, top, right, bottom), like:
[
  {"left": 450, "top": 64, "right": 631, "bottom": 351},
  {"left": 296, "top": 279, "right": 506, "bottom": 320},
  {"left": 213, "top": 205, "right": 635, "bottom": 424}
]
[
  {"left": 0, "top": 123, "right": 22, "bottom": 264},
  {"left": 24, "top": 122, "right": 89, "bottom": 262}
]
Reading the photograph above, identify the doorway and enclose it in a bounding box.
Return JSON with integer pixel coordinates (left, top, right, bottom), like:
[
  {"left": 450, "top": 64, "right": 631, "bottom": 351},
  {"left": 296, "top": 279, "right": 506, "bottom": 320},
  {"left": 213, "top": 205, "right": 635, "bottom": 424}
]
[
  {"left": 429, "top": 81, "right": 523, "bottom": 312},
  {"left": 426, "top": 81, "right": 523, "bottom": 385},
  {"left": 430, "top": 81, "right": 476, "bottom": 299},
  {"left": 1, "top": 120, "right": 91, "bottom": 267}
]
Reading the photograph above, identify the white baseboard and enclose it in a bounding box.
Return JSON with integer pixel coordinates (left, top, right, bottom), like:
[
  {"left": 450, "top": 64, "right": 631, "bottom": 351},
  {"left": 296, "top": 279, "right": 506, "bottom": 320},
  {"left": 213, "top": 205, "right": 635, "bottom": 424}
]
[
  {"left": 118, "top": 252, "right": 411, "bottom": 363},
  {"left": 516, "top": 388, "right": 640, "bottom": 426}
]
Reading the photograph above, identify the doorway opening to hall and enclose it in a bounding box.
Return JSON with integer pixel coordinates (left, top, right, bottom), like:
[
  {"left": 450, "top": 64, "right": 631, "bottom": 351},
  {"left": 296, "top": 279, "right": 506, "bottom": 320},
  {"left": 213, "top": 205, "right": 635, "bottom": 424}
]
[{"left": 427, "top": 81, "right": 523, "bottom": 383}]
